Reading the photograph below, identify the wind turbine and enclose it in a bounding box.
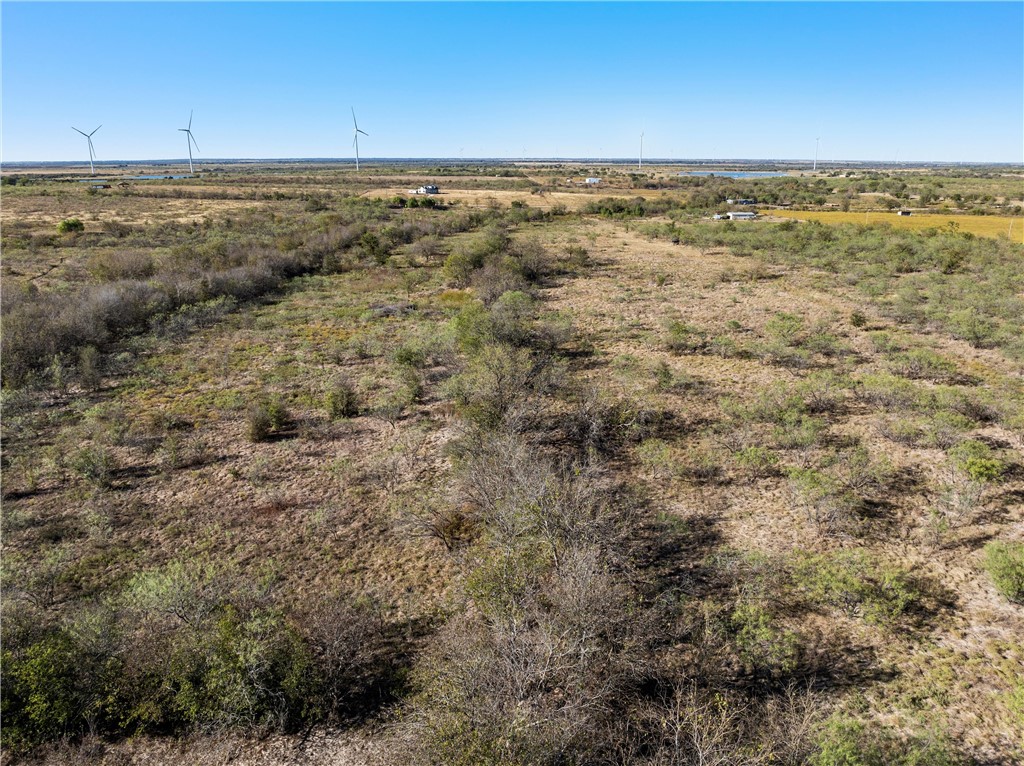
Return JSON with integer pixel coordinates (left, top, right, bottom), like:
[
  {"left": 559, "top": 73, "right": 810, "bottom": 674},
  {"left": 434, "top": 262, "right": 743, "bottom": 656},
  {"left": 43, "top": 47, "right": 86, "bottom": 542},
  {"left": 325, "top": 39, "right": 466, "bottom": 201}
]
[
  {"left": 178, "top": 111, "right": 200, "bottom": 174},
  {"left": 639, "top": 132, "right": 644, "bottom": 169},
  {"left": 352, "top": 108, "right": 368, "bottom": 171},
  {"left": 72, "top": 125, "right": 101, "bottom": 175},
  {"left": 813, "top": 136, "right": 820, "bottom": 172}
]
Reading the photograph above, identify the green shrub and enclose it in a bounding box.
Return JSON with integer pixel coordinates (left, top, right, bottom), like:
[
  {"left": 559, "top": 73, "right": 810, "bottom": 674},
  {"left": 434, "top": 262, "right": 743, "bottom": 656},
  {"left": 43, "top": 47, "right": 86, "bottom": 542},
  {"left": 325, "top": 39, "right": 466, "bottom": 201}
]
[
  {"left": 723, "top": 382, "right": 806, "bottom": 426},
  {"left": 397, "top": 365, "right": 424, "bottom": 405},
  {"left": 393, "top": 343, "right": 428, "bottom": 368},
  {"left": 947, "top": 308, "right": 997, "bottom": 348},
  {"left": 449, "top": 301, "right": 493, "bottom": 352},
  {"left": 868, "top": 330, "right": 906, "bottom": 356},
  {"left": 677, "top": 443, "right": 724, "bottom": 484},
  {"left": 247, "top": 397, "right": 292, "bottom": 442},
  {"left": 982, "top": 541, "right": 1024, "bottom": 603},
  {"left": 708, "top": 334, "right": 742, "bottom": 358},
  {"left": 325, "top": 379, "right": 360, "bottom": 419},
  {"left": 922, "top": 411, "right": 973, "bottom": 449},
  {"left": 804, "top": 330, "right": 847, "bottom": 358},
  {"left": 765, "top": 311, "right": 805, "bottom": 346},
  {"left": 878, "top": 417, "right": 923, "bottom": 446},
  {"left": 446, "top": 345, "right": 545, "bottom": 431},
  {"left": 1, "top": 632, "right": 82, "bottom": 752},
  {"left": 488, "top": 290, "right": 535, "bottom": 347},
  {"left": 443, "top": 227, "right": 509, "bottom": 286},
  {"left": 665, "top": 320, "right": 708, "bottom": 354},
  {"left": 949, "top": 439, "right": 1005, "bottom": 482},
  {"left": 797, "top": 370, "right": 849, "bottom": 414},
  {"left": 933, "top": 386, "right": 1001, "bottom": 424},
  {"left": 832, "top": 445, "right": 893, "bottom": 494},
  {"left": 730, "top": 602, "right": 800, "bottom": 677},
  {"left": 856, "top": 373, "right": 923, "bottom": 410},
  {"left": 792, "top": 550, "right": 919, "bottom": 627},
  {"left": 887, "top": 348, "right": 958, "bottom": 382},
  {"left": 197, "top": 606, "right": 313, "bottom": 729},
  {"left": 77, "top": 345, "right": 102, "bottom": 391},
  {"left": 635, "top": 438, "right": 674, "bottom": 478},
  {"left": 788, "top": 468, "right": 860, "bottom": 532},
  {"left": 773, "top": 413, "right": 826, "bottom": 451},
  {"left": 652, "top": 360, "right": 674, "bottom": 391},
  {"left": 56, "top": 217, "right": 84, "bottom": 234},
  {"left": 70, "top": 444, "right": 117, "bottom": 487},
  {"left": 734, "top": 446, "right": 780, "bottom": 478},
  {"left": 810, "top": 715, "right": 963, "bottom": 766}
]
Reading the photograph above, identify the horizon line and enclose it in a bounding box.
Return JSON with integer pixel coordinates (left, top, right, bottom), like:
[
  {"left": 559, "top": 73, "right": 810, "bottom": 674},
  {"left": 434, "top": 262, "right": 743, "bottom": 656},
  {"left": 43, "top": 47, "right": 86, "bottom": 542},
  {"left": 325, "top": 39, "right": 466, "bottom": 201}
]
[{"left": 5, "top": 157, "right": 1023, "bottom": 168}]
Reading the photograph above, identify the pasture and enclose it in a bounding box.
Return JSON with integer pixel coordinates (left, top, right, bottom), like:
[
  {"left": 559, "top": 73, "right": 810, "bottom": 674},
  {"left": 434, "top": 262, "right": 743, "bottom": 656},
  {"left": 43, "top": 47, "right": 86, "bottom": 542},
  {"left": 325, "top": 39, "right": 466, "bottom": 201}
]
[{"left": 2, "top": 162, "right": 1023, "bottom": 765}]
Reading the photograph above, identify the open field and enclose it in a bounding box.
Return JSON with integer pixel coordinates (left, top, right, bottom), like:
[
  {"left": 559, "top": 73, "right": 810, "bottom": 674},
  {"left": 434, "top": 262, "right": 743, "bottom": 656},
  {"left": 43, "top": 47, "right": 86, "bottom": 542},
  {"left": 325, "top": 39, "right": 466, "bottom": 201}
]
[
  {"left": 767, "top": 209, "right": 1024, "bottom": 243},
  {"left": 2, "top": 163, "right": 1023, "bottom": 765}
]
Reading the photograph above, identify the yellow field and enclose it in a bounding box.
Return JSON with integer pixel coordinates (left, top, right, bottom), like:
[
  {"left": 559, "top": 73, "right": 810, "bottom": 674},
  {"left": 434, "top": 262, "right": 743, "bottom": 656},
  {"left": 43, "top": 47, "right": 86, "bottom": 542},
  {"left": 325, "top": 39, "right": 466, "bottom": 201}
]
[{"left": 767, "top": 208, "right": 1024, "bottom": 243}]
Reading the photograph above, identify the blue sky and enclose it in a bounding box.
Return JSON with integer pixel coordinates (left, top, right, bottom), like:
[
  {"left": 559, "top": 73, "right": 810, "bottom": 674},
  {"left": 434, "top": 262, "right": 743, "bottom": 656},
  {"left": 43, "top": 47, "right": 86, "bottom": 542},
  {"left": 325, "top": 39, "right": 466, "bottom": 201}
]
[{"left": 2, "top": 2, "right": 1022, "bottom": 163}]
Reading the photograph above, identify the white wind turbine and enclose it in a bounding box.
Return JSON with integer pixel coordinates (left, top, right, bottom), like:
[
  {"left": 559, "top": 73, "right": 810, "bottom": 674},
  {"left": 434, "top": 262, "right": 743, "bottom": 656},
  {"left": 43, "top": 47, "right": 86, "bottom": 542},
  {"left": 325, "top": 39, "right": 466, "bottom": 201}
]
[
  {"left": 352, "top": 108, "right": 368, "bottom": 171},
  {"left": 639, "top": 132, "right": 644, "bottom": 169},
  {"left": 178, "top": 111, "right": 200, "bottom": 174},
  {"left": 72, "top": 125, "right": 101, "bottom": 175},
  {"left": 813, "top": 136, "right": 820, "bottom": 172}
]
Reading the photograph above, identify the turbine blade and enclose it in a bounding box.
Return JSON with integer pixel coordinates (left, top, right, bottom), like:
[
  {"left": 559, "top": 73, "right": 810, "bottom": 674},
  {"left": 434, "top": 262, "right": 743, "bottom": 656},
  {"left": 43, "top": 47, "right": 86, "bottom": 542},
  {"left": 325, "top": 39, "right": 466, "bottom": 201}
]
[
  {"left": 357, "top": 129, "right": 368, "bottom": 136},
  {"left": 189, "top": 110, "right": 193, "bottom": 130},
  {"left": 351, "top": 107, "right": 357, "bottom": 129},
  {"left": 72, "top": 127, "right": 88, "bottom": 137},
  {"left": 190, "top": 133, "right": 200, "bottom": 153},
  {"left": 91, "top": 125, "right": 102, "bottom": 136}
]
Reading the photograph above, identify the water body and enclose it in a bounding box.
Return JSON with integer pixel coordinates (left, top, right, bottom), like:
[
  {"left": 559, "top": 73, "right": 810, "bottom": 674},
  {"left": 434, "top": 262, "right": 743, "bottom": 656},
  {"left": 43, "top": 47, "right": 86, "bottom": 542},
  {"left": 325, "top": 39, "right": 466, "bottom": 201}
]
[
  {"left": 76, "top": 174, "right": 193, "bottom": 182},
  {"left": 679, "top": 171, "right": 789, "bottom": 178},
  {"left": 128, "top": 174, "right": 193, "bottom": 180}
]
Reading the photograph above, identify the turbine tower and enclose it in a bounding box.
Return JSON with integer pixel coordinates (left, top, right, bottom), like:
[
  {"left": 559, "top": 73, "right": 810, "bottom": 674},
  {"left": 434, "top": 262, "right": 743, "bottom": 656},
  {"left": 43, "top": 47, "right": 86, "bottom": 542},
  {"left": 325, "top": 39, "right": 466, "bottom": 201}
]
[
  {"left": 813, "top": 136, "right": 820, "bottom": 172},
  {"left": 72, "top": 125, "right": 101, "bottom": 175},
  {"left": 178, "top": 111, "right": 200, "bottom": 174},
  {"left": 639, "top": 132, "right": 644, "bottom": 169},
  {"left": 352, "top": 108, "right": 368, "bottom": 171}
]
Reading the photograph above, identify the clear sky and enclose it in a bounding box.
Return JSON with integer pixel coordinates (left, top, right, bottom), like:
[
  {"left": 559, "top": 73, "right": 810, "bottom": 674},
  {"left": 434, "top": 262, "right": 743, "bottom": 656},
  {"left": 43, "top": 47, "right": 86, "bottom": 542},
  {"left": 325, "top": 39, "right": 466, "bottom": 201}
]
[{"left": 2, "top": 2, "right": 1022, "bottom": 163}]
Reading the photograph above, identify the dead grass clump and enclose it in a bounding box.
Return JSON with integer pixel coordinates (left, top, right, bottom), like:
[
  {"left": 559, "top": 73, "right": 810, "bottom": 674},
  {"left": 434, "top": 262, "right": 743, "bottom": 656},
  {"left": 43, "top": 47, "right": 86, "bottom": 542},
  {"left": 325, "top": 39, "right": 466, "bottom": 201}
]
[
  {"left": 563, "top": 389, "right": 666, "bottom": 457},
  {"left": 293, "top": 591, "right": 400, "bottom": 721},
  {"left": 87, "top": 250, "right": 157, "bottom": 282}
]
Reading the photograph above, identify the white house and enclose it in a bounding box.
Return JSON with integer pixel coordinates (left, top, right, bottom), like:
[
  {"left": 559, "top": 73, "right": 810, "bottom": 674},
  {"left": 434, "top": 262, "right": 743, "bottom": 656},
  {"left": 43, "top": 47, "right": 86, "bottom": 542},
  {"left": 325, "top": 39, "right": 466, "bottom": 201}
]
[
  {"left": 415, "top": 184, "right": 439, "bottom": 195},
  {"left": 585, "top": 177, "right": 601, "bottom": 185},
  {"left": 726, "top": 211, "right": 757, "bottom": 220}
]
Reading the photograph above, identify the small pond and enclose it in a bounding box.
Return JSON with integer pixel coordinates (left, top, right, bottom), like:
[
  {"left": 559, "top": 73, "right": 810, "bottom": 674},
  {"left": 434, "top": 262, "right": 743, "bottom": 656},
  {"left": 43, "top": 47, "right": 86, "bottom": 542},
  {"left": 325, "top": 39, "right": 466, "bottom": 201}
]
[{"left": 678, "top": 171, "right": 789, "bottom": 178}]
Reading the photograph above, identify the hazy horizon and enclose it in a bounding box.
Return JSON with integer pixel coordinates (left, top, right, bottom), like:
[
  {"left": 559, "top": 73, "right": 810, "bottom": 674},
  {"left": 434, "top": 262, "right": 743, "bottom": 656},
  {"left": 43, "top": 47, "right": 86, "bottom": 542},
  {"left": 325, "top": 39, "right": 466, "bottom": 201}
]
[{"left": 6, "top": 157, "right": 1023, "bottom": 169}]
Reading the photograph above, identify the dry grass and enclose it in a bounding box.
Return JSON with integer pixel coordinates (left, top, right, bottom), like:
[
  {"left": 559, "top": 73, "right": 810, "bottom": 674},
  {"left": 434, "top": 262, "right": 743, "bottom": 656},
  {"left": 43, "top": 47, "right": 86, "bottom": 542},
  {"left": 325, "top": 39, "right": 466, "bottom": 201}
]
[
  {"left": 3, "top": 165, "right": 1023, "bottom": 763},
  {"left": 768, "top": 208, "right": 1024, "bottom": 242},
  {"left": 540, "top": 218, "right": 1024, "bottom": 759}
]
